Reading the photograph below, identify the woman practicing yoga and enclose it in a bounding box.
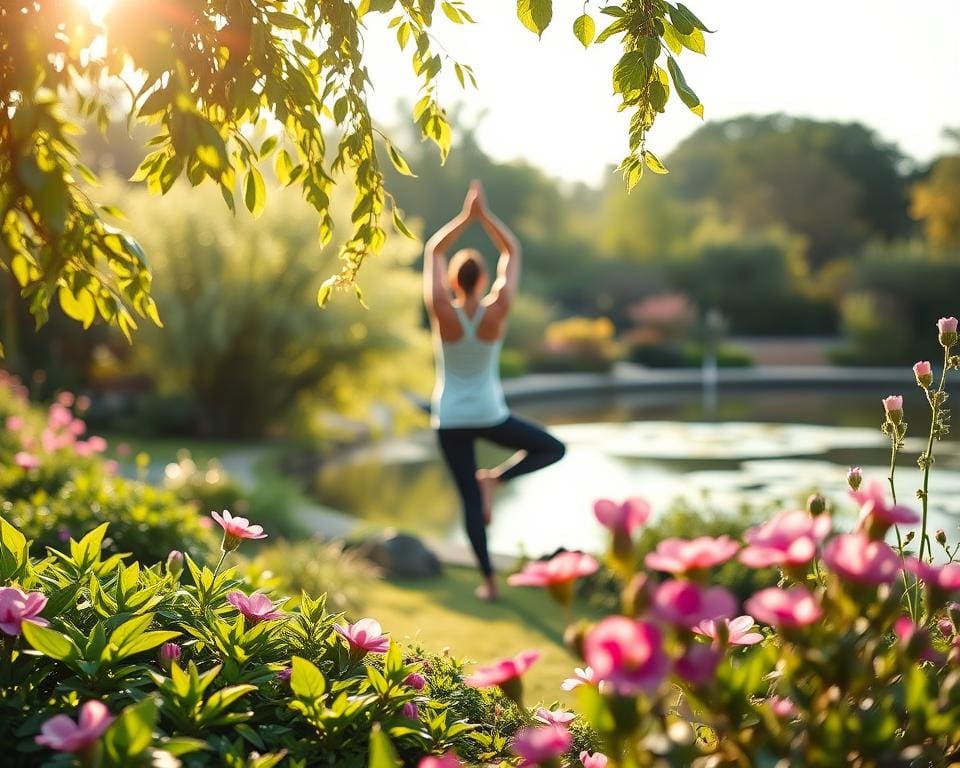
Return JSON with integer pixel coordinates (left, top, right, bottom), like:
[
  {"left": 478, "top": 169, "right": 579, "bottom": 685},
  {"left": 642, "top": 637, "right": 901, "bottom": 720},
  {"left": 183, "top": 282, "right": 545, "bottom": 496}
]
[{"left": 423, "top": 180, "right": 566, "bottom": 601}]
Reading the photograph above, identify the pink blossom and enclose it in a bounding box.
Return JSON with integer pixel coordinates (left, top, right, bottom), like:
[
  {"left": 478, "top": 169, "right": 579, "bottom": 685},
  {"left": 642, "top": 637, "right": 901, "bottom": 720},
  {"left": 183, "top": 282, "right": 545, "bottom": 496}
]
[
  {"left": 103, "top": 460, "right": 120, "bottom": 476},
  {"left": 86, "top": 435, "right": 107, "bottom": 453},
  {"left": 851, "top": 481, "right": 920, "bottom": 537},
  {"left": 914, "top": 360, "right": 933, "bottom": 383},
  {"left": 768, "top": 696, "right": 797, "bottom": 718},
  {"left": 822, "top": 534, "right": 901, "bottom": 585},
  {"left": 592, "top": 497, "right": 650, "bottom": 536},
  {"left": 580, "top": 752, "right": 609, "bottom": 768},
  {"left": 75, "top": 395, "right": 91, "bottom": 412},
  {"left": 693, "top": 615, "right": 763, "bottom": 646},
  {"left": 510, "top": 725, "right": 572, "bottom": 767},
  {"left": 14, "top": 451, "right": 40, "bottom": 470},
  {"left": 48, "top": 404, "right": 72, "bottom": 429},
  {"left": 35, "top": 701, "right": 114, "bottom": 753},
  {"left": 894, "top": 616, "right": 944, "bottom": 664},
  {"left": 74, "top": 441, "right": 93, "bottom": 457},
  {"left": 675, "top": 643, "right": 721, "bottom": 685},
  {"left": 69, "top": 419, "right": 86, "bottom": 437},
  {"left": 560, "top": 666, "right": 595, "bottom": 691},
  {"left": 158, "top": 642, "right": 181, "bottom": 671},
  {"left": 333, "top": 618, "right": 390, "bottom": 658},
  {"left": 0, "top": 587, "right": 49, "bottom": 636},
  {"left": 465, "top": 650, "right": 540, "bottom": 688},
  {"left": 745, "top": 586, "right": 822, "bottom": 629},
  {"left": 5, "top": 415, "right": 24, "bottom": 432},
  {"left": 508, "top": 551, "right": 599, "bottom": 593},
  {"left": 226, "top": 591, "right": 284, "bottom": 624},
  {"left": 583, "top": 616, "right": 669, "bottom": 695},
  {"left": 882, "top": 395, "right": 903, "bottom": 416},
  {"left": 847, "top": 466, "right": 863, "bottom": 491},
  {"left": 534, "top": 708, "right": 575, "bottom": 726},
  {"left": 419, "top": 755, "right": 460, "bottom": 768},
  {"left": 403, "top": 701, "right": 419, "bottom": 720},
  {"left": 739, "top": 509, "right": 831, "bottom": 569},
  {"left": 649, "top": 579, "right": 738, "bottom": 628},
  {"left": 905, "top": 558, "right": 960, "bottom": 592},
  {"left": 276, "top": 666, "right": 293, "bottom": 683},
  {"left": 56, "top": 392, "right": 75, "bottom": 407},
  {"left": 644, "top": 535, "right": 740, "bottom": 574},
  {"left": 938, "top": 317, "right": 958, "bottom": 334},
  {"left": 211, "top": 509, "right": 267, "bottom": 551},
  {"left": 116, "top": 442, "right": 131, "bottom": 457},
  {"left": 405, "top": 672, "right": 426, "bottom": 690}
]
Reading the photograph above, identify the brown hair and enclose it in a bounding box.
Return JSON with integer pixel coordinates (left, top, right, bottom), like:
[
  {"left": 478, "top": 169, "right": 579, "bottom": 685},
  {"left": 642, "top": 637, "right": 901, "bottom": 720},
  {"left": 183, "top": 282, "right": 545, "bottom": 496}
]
[{"left": 448, "top": 248, "right": 486, "bottom": 295}]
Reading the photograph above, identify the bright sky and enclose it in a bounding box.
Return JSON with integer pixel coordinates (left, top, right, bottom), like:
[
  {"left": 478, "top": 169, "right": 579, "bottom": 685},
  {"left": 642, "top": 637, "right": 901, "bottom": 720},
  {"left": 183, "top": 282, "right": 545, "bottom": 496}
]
[{"left": 363, "top": 0, "right": 960, "bottom": 185}]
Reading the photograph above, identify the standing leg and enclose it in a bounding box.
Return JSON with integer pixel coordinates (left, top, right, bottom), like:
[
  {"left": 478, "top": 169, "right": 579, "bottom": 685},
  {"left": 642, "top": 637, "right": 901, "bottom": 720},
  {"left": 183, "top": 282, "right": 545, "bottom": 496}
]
[{"left": 437, "top": 429, "right": 498, "bottom": 600}]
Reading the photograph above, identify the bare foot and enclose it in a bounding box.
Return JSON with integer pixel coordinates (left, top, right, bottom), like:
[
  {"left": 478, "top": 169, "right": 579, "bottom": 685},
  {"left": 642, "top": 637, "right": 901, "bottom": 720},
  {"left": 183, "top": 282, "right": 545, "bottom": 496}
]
[
  {"left": 476, "top": 470, "right": 497, "bottom": 526},
  {"left": 475, "top": 578, "right": 499, "bottom": 602}
]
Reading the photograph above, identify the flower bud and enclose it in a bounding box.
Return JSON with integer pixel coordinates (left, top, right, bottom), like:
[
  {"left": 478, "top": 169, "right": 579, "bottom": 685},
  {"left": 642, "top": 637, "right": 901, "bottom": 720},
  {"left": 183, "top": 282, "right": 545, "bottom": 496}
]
[
  {"left": 939, "top": 618, "right": 954, "bottom": 637},
  {"left": 904, "top": 530, "right": 915, "bottom": 545},
  {"left": 621, "top": 572, "right": 650, "bottom": 617},
  {"left": 405, "top": 672, "right": 426, "bottom": 691},
  {"left": 563, "top": 620, "right": 590, "bottom": 660},
  {"left": 166, "top": 550, "right": 184, "bottom": 578},
  {"left": 938, "top": 316, "right": 958, "bottom": 349},
  {"left": 158, "top": 642, "right": 181, "bottom": 672},
  {"left": 882, "top": 395, "right": 904, "bottom": 424},
  {"left": 846, "top": 466, "right": 862, "bottom": 492},
  {"left": 913, "top": 360, "right": 934, "bottom": 389},
  {"left": 806, "top": 493, "right": 826, "bottom": 517},
  {"left": 276, "top": 666, "right": 292, "bottom": 683},
  {"left": 936, "top": 529, "right": 948, "bottom": 546}
]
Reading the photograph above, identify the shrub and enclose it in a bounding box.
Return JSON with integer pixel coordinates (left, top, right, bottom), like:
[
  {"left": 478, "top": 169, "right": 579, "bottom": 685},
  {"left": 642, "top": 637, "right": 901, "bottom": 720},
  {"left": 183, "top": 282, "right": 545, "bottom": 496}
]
[{"left": 531, "top": 317, "right": 621, "bottom": 373}]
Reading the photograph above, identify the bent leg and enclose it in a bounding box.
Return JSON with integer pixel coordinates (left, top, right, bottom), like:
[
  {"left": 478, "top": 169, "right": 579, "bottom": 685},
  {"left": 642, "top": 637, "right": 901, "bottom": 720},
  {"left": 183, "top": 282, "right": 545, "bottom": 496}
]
[
  {"left": 437, "top": 429, "right": 494, "bottom": 577},
  {"left": 480, "top": 415, "right": 566, "bottom": 482}
]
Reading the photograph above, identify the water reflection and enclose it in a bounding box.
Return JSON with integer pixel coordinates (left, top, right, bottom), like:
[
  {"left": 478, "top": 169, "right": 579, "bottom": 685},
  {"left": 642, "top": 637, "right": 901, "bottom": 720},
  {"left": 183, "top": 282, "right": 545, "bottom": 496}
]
[{"left": 312, "top": 389, "right": 960, "bottom": 557}]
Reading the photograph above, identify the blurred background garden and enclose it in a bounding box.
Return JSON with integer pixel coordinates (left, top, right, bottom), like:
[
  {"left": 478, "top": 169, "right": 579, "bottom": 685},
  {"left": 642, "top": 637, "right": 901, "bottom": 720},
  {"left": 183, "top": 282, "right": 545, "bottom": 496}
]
[{"left": 3, "top": 0, "right": 960, "bottom": 705}]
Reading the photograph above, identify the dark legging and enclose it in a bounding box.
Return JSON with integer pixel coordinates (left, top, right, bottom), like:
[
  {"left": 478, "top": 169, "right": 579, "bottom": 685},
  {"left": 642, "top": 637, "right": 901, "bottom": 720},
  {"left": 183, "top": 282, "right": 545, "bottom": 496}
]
[{"left": 437, "top": 415, "right": 566, "bottom": 577}]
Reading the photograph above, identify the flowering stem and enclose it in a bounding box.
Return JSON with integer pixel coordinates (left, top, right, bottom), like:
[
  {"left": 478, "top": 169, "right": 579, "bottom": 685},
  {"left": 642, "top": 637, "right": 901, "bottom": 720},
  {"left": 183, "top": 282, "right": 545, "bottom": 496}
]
[
  {"left": 887, "top": 428, "right": 917, "bottom": 619},
  {"left": 212, "top": 550, "right": 227, "bottom": 580},
  {"left": 918, "top": 348, "right": 950, "bottom": 563},
  {"left": 199, "top": 550, "right": 228, "bottom": 614}
]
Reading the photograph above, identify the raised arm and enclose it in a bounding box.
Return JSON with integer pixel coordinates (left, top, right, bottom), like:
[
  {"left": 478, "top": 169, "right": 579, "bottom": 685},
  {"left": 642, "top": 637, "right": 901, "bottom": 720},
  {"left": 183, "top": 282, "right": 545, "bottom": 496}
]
[
  {"left": 423, "top": 185, "right": 480, "bottom": 315},
  {"left": 477, "top": 196, "right": 521, "bottom": 312}
]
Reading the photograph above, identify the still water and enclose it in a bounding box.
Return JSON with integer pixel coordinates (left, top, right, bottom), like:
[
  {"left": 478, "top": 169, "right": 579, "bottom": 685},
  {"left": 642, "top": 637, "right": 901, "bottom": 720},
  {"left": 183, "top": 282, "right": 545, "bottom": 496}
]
[{"left": 311, "top": 389, "right": 960, "bottom": 557}]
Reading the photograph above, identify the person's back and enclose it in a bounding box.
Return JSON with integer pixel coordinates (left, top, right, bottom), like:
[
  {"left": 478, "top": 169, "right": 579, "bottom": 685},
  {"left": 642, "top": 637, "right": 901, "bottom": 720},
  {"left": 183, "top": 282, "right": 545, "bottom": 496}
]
[{"left": 432, "top": 304, "right": 508, "bottom": 429}]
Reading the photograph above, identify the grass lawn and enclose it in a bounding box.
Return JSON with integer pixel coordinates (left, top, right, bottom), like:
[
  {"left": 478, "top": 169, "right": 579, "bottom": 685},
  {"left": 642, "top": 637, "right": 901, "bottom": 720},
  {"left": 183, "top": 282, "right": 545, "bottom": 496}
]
[{"left": 361, "top": 565, "right": 603, "bottom": 707}]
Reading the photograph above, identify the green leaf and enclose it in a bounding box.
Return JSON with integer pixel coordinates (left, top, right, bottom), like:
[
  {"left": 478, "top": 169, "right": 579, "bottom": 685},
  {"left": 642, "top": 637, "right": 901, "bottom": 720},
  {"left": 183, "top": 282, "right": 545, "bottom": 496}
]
[
  {"left": 517, "top": 0, "right": 552, "bottom": 37},
  {"left": 290, "top": 656, "right": 326, "bottom": 699},
  {"left": 613, "top": 51, "right": 648, "bottom": 95},
  {"left": 103, "top": 698, "right": 157, "bottom": 763},
  {"left": 391, "top": 207, "right": 417, "bottom": 239},
  {"left": 244, "top": 167, "right": 266, "bottom": 218},
  {"left": 317, "top": 276, "right": 337, "bottom": 307},
  {"left": 369, "top": 724, "right": 400, "bottom": 768},
  {"left": 386, "top": 143, "right": 416, "bottom": 177},
  {"left": 441, "top": 2, "right": 462, "bottom": 23},
  {"left": 677, "top": 3, "right": 712, "bottom": 32},
  {"left": 573, "top": 14, "right": 595, "bottom": 48},
  {"left": 642, "top": 37, "right": 661, "bottom": 71},
  {"left": 108, "top": 614, "right": 154, "bottom": 656},
  {"left": 58, "top": 287, "right": 96, "bottom": 329},
  {"left": 643, "top": 150, "right": 669, "bottom": 174},
  {"left": 600, "top": 5, "right": 625, "bottom": 16},
  {"left": 122, "top": 631, "right": 181, "bottom": 658},
  {"left": 22, "top": 622, "right": 81, "bottom": 662},
  {"left": 667, "top": 56, "right": 703, "bottom": 116},
  {"left": 259, "top": 135, "right": 279, "bottom": 158}
]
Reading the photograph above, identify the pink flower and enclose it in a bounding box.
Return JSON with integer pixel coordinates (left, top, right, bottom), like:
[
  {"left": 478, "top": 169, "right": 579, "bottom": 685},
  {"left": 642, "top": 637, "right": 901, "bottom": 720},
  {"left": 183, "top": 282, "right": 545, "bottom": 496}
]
[
  {"left": 894, "top": 616, "right": 944, "bottom": 664},
  {"left": 583, "top": 616, "right": 669, "bottom": 695},
  {"left": 403, "top": 701, "right": 419, "bottom": 720},
  {"left": 847, "top": 466, "right": 862, "bottom": 491},
  {"left": 14, "top": 451, "right": 40, "bottom": 470},
  {"left": 851, "top": 481, "right": 920, "bottom": 537},
  {"left": 508, "top": 552, "right": 599, "bottom": 605},
  {"left": 675, "top": 643, "right": 721, "bottom": 685},
  {"left": 938, "top": 316, "right": 958, "bottom": 334},
  {"left": 211, "top": 509, "right": 267, "bottom": 552},
  {"left": 74, "top": 441, "right": 93, "bottom": 457},
  {"left": 882, "top": 395, "right": 904, "bottom": 423},
  {"left": 466, "top": 650, "right": 540, "bottom": 688},
  {"left": 276, "top": 666, "right": 293, "bottom": 683},
  {"left": 745, "top": 586, "right": 822, "bottom": 629},
  {"left": 116, "top": 442, "right": 131, "bottom": 457},
  {"left": 158, "top": 642, "right": 181, "bottom": 671},
  {"left": 693, "top": 615, "right": 763, "bottom": 646},
  {"left": 580, "top": 751, "right": 609, "bottom": 768},
  {"left": 48, "top": 404, "right": 72, "bottom": 430},
  {"left": 103, "top": 460, "right": 120, "bottom": 476},
  {"left": 560, "top": 666, "right": 595, "bottom": 691},
  {"left": 56, "top": 392, "right": 75, "bottom": 407},
  {"left": 86, "top": 435, "right": 107, "bottom": 453},
  {"left": 405, "top": 672, "right": 426, "bottom": 690},
  {"left": 739, "top": 509, "right": 831, "bottom": 569},
  {"left": 0, "top": 587, "right": 49, "bottom": 636},
  {"left": 768, "top": 695, "right": 797, "bottom": 718},
  {"left": 905, "top": 558, "right": 960, "bottom": 592},
  {"left": 534, "top": 708, "right": 575, "bottom": 726},
  {"left": 334, "top": 618, "right": 390, "bottom": 659},
  {"left": 69, "top": 419, "right": 86, "bottom": 437},
  {"left": 419, "top": 755, "right": 460, "bottom": 768},
  {"left": 35, "top": 701, "right": 114, "bottom": 753},
  {"left": 593, "top": 497, "right": 650, "bottom": 535},
  {"left": 510, "top": 725, "right": 572, "bottom": 767},
  {"left": 914, "top": 360, "right": 934, "bottom": 389},
  {"left": 822, "top": 534, "right": 901, "bottom": 585},
  {"left": 226, "top": 592, "right": 284, "bottom": 624},
  {"left": 649, "top": 579, "right": 738, "bottom": 628},
  {"left": 5, "top": 415, "right": 24, "bottom": 432},
  {"left": 644, "top": 535, "right": 739, "bottom": 574}
]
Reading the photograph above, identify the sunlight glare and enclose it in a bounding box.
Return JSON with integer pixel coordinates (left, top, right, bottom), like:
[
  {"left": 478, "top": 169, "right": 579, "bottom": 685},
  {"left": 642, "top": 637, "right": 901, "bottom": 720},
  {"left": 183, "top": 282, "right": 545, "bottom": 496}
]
[{"left": 78, "top": 0, "right": 116, "bottom": 25}]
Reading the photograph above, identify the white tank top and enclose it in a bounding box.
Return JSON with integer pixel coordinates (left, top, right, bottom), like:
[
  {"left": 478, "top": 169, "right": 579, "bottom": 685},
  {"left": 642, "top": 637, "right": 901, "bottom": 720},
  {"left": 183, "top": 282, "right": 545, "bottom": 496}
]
[{"left": 431, "top": 304, "right": 509, "bottom": 429}]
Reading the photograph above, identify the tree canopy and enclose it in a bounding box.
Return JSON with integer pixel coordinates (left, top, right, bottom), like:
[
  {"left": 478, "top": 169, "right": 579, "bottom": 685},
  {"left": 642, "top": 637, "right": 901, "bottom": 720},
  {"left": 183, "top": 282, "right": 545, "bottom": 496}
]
[{"left": 0, "top": 0, "right": 711, "bottom": 344}]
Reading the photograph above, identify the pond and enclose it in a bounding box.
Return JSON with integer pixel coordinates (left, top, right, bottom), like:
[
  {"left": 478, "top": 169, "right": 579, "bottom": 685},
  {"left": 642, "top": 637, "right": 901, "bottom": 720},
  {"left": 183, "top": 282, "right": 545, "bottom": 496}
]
[{"left": 310, "top": 387, "right": 960, "bottom": 558}]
